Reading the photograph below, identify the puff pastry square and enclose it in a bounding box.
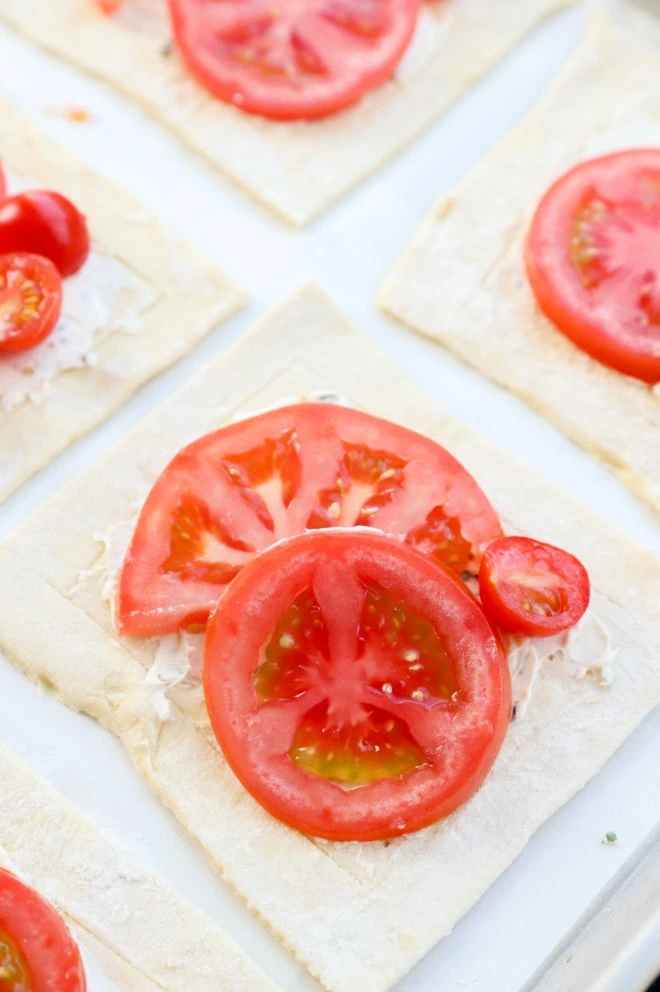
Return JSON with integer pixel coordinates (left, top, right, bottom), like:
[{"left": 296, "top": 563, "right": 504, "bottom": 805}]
[
  {"left": 0, "top": 98, "right": 243, "bottom": 504},
  {"left": 381, "top": 13, "right": 660, "bottom": 514},
  {"left": 0, "top": 286, "right": 658, "bottom": 992},
  {"left": 0, "top": 0, "right": 573, "bottom": 225},
  {"left": 0, "top": 746, "right": 278, "bottom": 991}
]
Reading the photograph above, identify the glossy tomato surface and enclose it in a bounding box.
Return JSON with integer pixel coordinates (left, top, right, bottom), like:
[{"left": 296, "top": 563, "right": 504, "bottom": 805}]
[
  {"left": 204, "top": 529, "right": 511, "bottom": 840},
  {"left": 0, "top": 253, "right": 63, "bottom": 354},
  {"left": 526, "top": 149, "right": 660, "bottom": 383},
  {"left": 0, "top": 191, "right": 90, "bottom": 277},
  {"left": 167, "top": 0, "right": 421, "bottom": 120},
  {"left": 118, "top": 403, "right": 502, "bottom": 636},
  {"left": 479, "top": 536, "right": 590, "bottom": 638},
  {"left": 0, "top": 869, "right": 86, "bottom": 992}
]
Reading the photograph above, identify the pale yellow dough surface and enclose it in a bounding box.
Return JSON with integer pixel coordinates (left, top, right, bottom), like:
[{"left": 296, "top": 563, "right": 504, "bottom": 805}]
[
  {"left": 0, "top": 0, "right": 572, "bottom": 225},
  {"left": 380, "top": 13, "right": 660, "bottom": 514},
  {"left": 0, "top": 97, "right": 243, "bottom": 504},
  {"left": 0, "top": 746, "right": 279, "bottom": 991},
  {"left": 0, "top": 286, "right": 659, "bottom": 991}
]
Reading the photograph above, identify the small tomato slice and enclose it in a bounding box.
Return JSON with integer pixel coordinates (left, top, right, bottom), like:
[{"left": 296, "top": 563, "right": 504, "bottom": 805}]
[
  {"left": 0, "top": 869, "right": 86, "bottom": 992},
  {"left": 204, "top": 529, "right": 511, "bottom": 841},
  {"left": 0, "top": 191, "right": 90, "bottom": 277},
  {"left": 479, "top": 536, "right": 590, "bottom": 638},
  {"left": 0, "top": 253, "right": 63, "bottom": 354},
  {"left": 167, "top": 0, "right": 421, "bottom": 121},
  {"left": 118, "top": 403, "right": 502, "bottom": 637},
  {"left": 94, "top": 0, "right": 123, "bottom": 12},
  {"left": 525, "top": 149, "right": 660, "bottom": 383}
]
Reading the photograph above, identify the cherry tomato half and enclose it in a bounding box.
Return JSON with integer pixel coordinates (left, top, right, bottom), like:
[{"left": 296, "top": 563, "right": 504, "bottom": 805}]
[
  {"left": 0, "top": 252, "right": 63, "bottom": 354},
  {"left": 0, "top": 191, "right": 90, "bottom": 277},
  {"left": 204, "top": 529, "right": 511, "bottom": 841},
  {"left": 478, "top": 536, "right": 590, "bottom": 638},
  {"left": 167, "top": 0, "right": 421, "bottom": 121},
  {"left": 0, "top": 869, "right": 86, "bottom": 992},
  {"left": 525, "top": 149, "right": 660, "bottom": 384}
]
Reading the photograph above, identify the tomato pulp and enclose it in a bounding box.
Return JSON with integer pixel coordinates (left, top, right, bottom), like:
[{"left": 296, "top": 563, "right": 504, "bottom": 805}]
[
  {"left": 204, "top": 529, "right": 511, "bottom": 840},
  {"left": 0, "top": 870, "right": 86, "bottom": 992},
  {"left": 118, "top": 403, "right": 503, "bottom": 636},
  {"left": 0, "top": 253, "right": 62, "bottom": 354},
  {"left": 526, "top": 149, "right": 660, "bottom": 383},
  {"left": 479, "top": 536, "right": 590, "bottom": 637},
  {"left": 167, "top": 0, "right": 421, "bottom": 120}
]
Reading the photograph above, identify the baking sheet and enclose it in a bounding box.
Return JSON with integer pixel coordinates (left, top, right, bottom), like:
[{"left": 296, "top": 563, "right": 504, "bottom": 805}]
[{"left": 0, "top": 5, "right": 659, "bottom": 990}]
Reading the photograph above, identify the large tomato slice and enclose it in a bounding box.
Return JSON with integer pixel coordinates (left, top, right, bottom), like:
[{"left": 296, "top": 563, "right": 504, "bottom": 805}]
[
  {"left": 166, "top": 0, "right": 421, "bottom": 121},
  {"left": 525, "top": 149, "right": 660, "bottom": 383},
  {"left": 0, "top": 253, "right": 63, "bottom": 354},
  {"left": 118, "top": 403, "right": 503, "bottom": 637},
  {"left": 204, "top": 529, "right": 511, "bottom": 841},
  {"left": 0, "top": 869, "right": 86, "bottom": 992}
]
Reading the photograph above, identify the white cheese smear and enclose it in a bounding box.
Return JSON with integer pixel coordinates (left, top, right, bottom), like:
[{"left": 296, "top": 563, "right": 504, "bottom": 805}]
[{"left": 0, "top": 171, "right": 157, "bottom": 413}]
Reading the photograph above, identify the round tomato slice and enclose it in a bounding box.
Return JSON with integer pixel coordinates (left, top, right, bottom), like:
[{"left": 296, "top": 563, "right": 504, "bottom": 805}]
[
  {"left": 204, "top": 529, "right": 511, "bottom": 841},
  {"left": 118, "top": 403, "right": 503, "bottom": 637},
  {"left": 167, "top": 0, "right": 420, "bottom": 121},
  {"left": 0, "top": 191, "right": 90, "bottom": 278},
  {"left": 479, "top": 536, "right": 590, "bottom": 638},
  {"left": 0, "top": 869, "right": 86, "bottom": 992},
  {"left": 525, "top": 149, "right": 660, "bottom": 383},
  {"left": 0, "top": 253, "right": 63, "bottom": 354}
]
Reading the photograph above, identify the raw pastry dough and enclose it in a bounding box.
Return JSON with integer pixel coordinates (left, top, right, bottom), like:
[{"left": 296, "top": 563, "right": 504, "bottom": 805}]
[
  {"left": 0, "top": 97, "right": 243, "bottom": 504},
  {"left": 380, "top": 13, "right": 660, "bottom": 514},
  {"left": 0, "top": 745, "right": 279, "bottom": 992},
  {"left": 0, "top": 0, "right": 573, "bottom": 226},
  {"left": 0, "top": 285, "right": 659, "bottom": 992}
]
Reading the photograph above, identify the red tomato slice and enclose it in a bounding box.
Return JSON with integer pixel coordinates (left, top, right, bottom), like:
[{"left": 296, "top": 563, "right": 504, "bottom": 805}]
[
  {"left": 525, "top": 149, "right": 660, "bottom": 383},
  {"left": 0, "top": 869, "right": 86, "bottom": 992},
  {"left": 118, "top": 403, "right": 503, "bottom": 637},
  {"left": 167, "top": 0, "right": 421, "bottom": 121},
  {"left": 0, "top": 164, "right": 6, "bottom": 203},
  {"left": 204, "top": 529, "right": 511, "bottom": 841},
  {"left": 0, "top": 191, "right": 90, "bottom": 278},
  {"left": 479, "top": 536, "right": 590, "bottom": 638},
  {"left": 0, "top": 253, "right": 63, "bottom": 354}
]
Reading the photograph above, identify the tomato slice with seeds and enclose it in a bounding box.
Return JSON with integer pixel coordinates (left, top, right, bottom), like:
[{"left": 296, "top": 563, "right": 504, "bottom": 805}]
[
  {"left": 478, "top": 536, "right": 590, "bottom": 638},
  {"left": 0, "top": 253, "right": 63, "bottom": 354},
  {"left": 118, "top": 403, "right": 503, "bottom": 637},
  {"left": 204, "top": 529, "right": 511, "bottom": 841},
  {"left": 525, "top": 149, "right": 660, "bottom": 383},
  {"left": 0, "top": 869, "right": 86, "bottom": 992},
  {"left": 0, "top": 191, "right": 90, "bottom": 278},
  {"left": 167, "top": 0, "right": 421, "bottom": 121}
]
